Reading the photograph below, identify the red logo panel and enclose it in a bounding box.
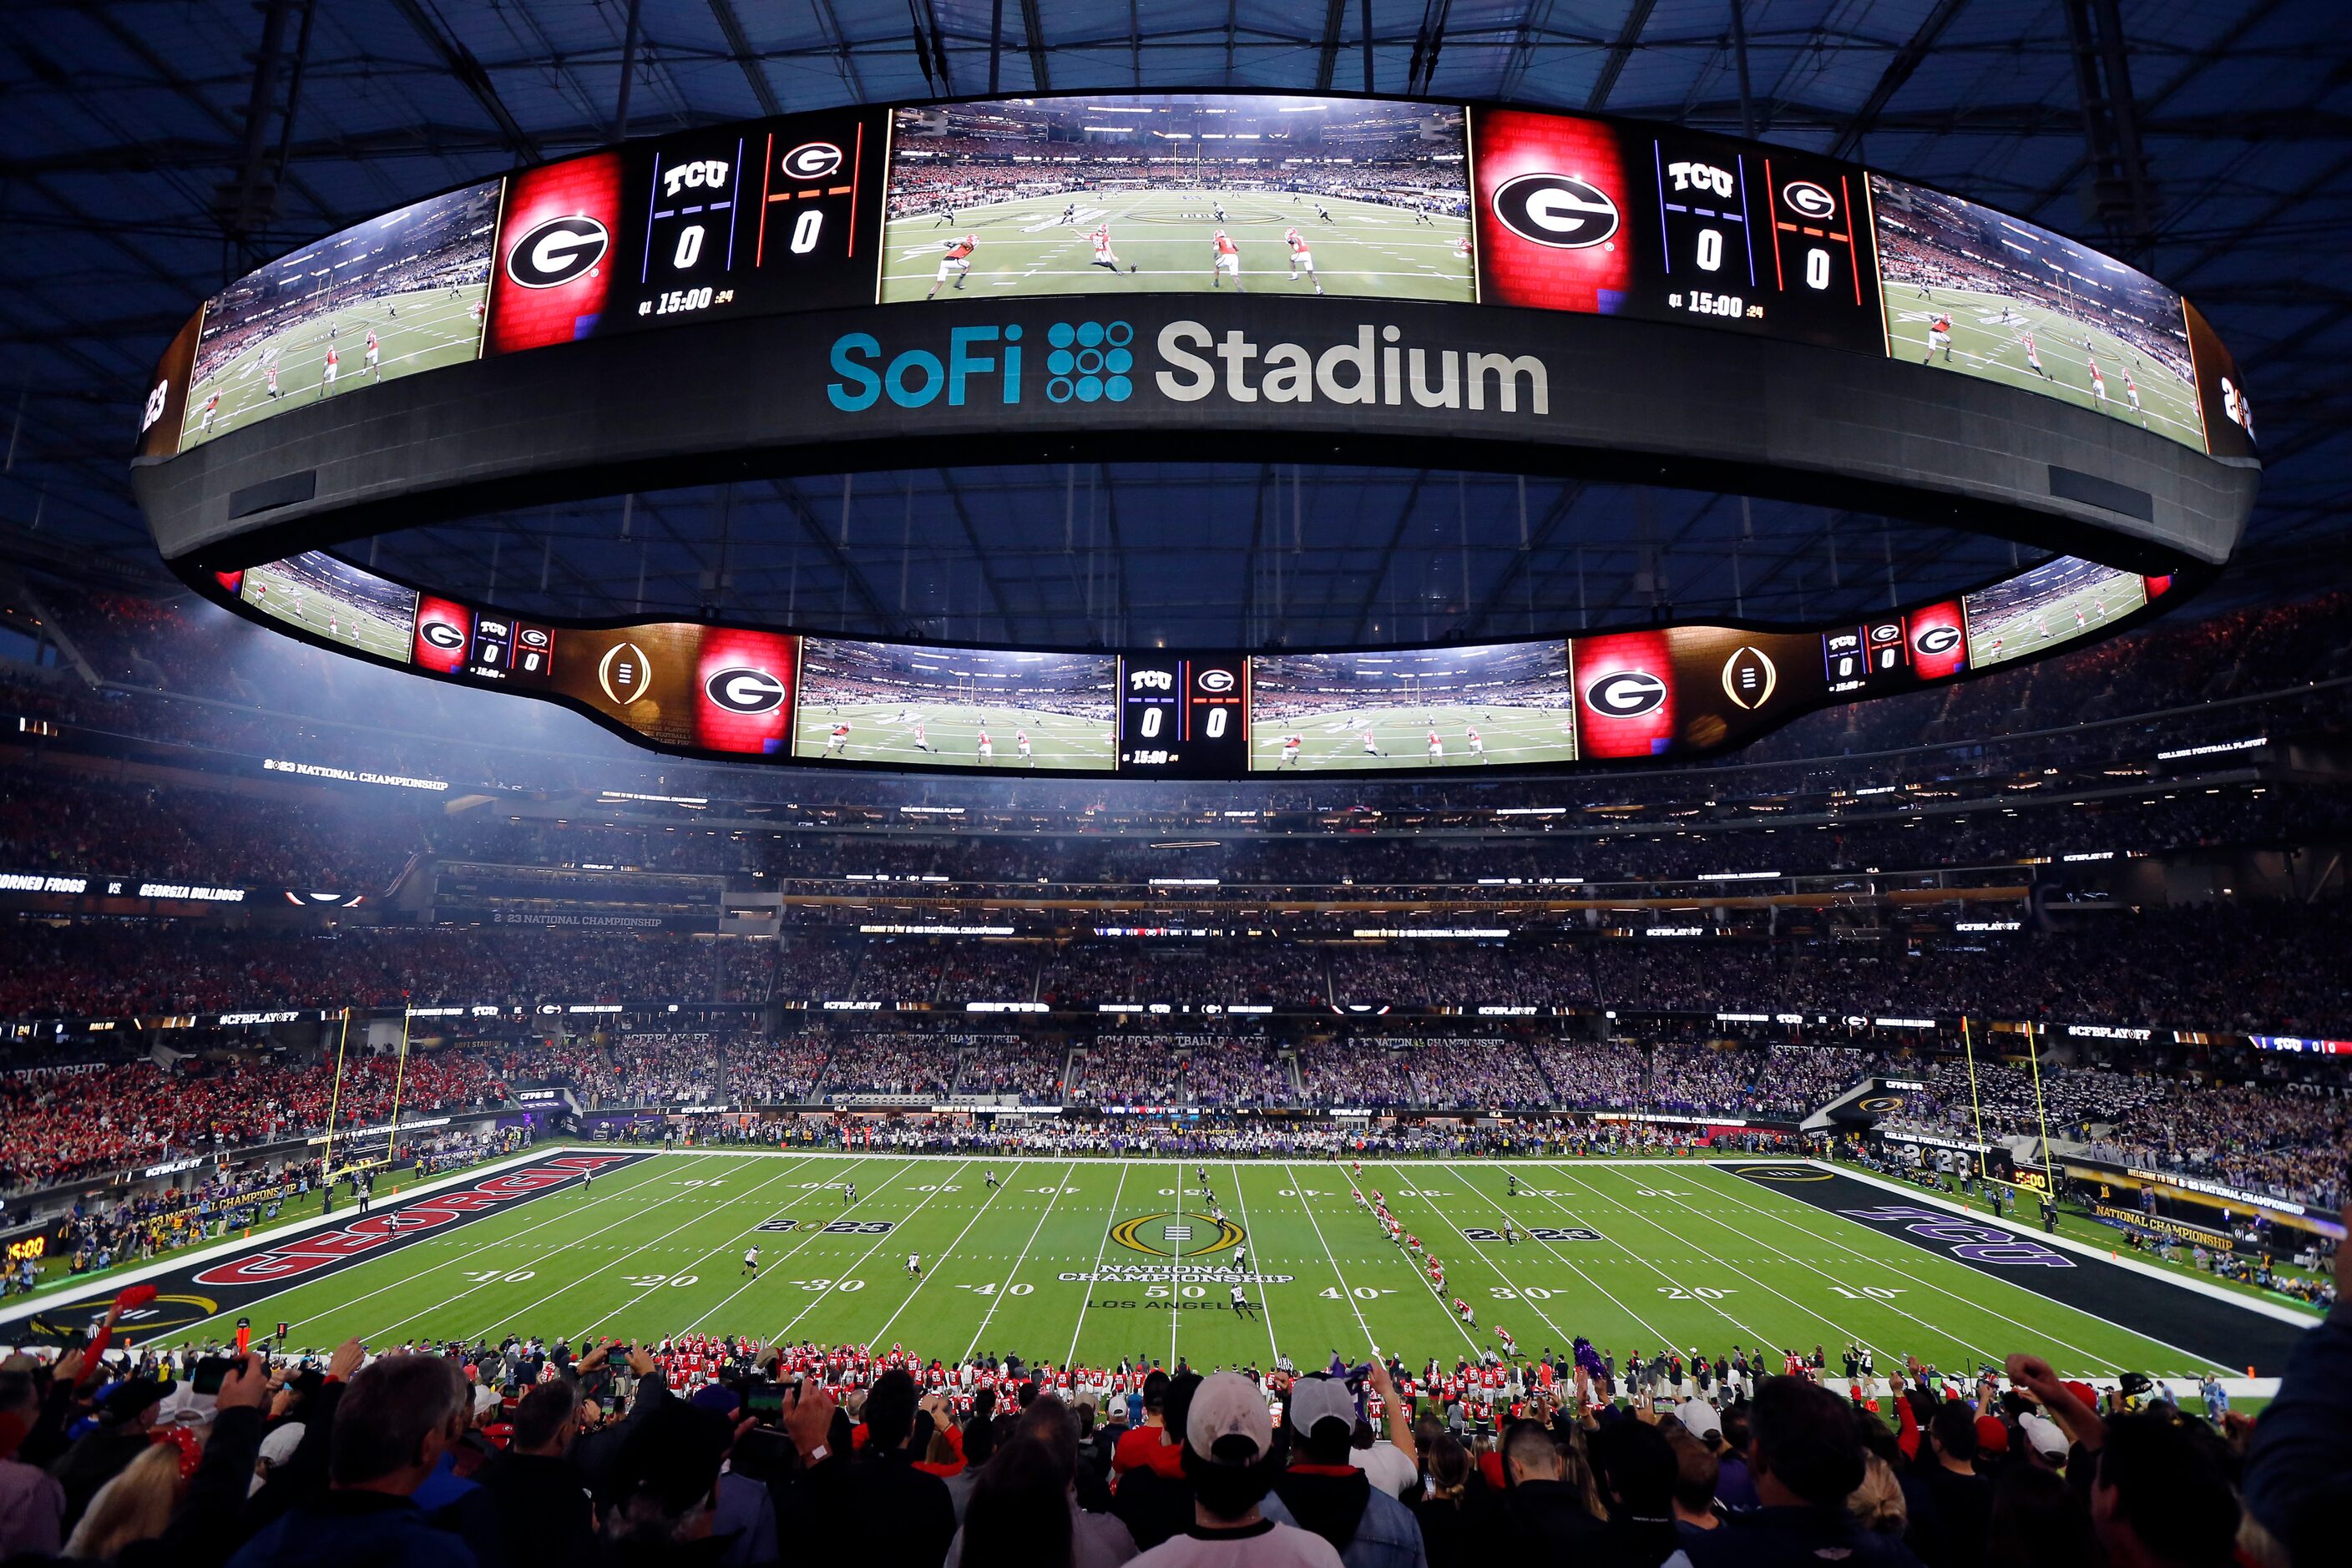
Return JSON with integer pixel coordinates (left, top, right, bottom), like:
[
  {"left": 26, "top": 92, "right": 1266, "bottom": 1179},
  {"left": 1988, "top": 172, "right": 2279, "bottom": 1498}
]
[
  {"left": 1472, "top": 108, "right": 1635, "bottom": 315},
  {"left": 1573, "top": 630, "right": 1675, "bottom": 758},
  {"left": 412, "top": 596, "right": 473, "bottom": 673},
  {"left": 1906, "top": 599, "right": 1968, "bottom": 681},
  {"left": 693, "top": 629, "right": 796, "bottom": 755},
  {"left": 484, "top": 153, "right": 624, "bottom": 356}
]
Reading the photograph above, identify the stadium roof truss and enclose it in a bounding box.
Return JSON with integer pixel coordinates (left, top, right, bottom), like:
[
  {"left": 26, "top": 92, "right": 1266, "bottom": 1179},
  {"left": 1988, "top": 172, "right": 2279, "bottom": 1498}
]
[{"left": 2, "top": 0, "right": 2346, "bottom": 645}]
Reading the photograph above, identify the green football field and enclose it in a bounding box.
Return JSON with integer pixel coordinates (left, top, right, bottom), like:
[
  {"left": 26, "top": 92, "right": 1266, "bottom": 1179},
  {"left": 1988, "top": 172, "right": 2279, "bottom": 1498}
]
[
  {"left": 879, "top": 191, "right": 1473, "bottom": 304},
  {"left": 94, "top": 1152, "right": 2262, "bottom": 1383},
  {"left": 1882, "top": 284, "right": 2204, "bottom": 451},
  {"left": 1250, "top": 704, "right": 1578, "bottom": 771},
  {"left": 179, "top": 284, "right": 488, "bottom": 450},
  {"left": 1964, "top": 570, "right": 2148, "bottom": 670},
  {"left": 792, "top": 704, "right": 1115, "bottom": 771}
]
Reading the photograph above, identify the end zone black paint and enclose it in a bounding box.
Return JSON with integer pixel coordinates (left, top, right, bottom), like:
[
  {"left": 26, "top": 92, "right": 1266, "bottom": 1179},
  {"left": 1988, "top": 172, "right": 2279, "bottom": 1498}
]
[{"left": 1735, "top": 1164, "right": 2309, "bottom": 1373}]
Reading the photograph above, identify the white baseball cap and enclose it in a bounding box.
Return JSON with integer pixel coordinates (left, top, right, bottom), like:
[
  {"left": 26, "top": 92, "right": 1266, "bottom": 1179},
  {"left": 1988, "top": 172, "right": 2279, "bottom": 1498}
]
[
  {"left": 1289, "top": 1374, "right": 1358, "bottom": 1439},
  {"left": 1187, "top": 1370, "right": 1275, "bottom": 1464},
  {"left": 2016, "top": 1412, "right": 2069, "bottom": 1460}
]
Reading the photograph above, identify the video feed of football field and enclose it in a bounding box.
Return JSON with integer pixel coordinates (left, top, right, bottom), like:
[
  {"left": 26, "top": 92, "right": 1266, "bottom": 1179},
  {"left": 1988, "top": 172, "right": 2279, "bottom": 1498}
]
[
  {"left": 1962, "top": 556, "right": 2149, "bottom": 670},
  {"left": 1249, "top": 642, "right": 1576, "bottom": 770},
  {"left": 238, "top": 552, "right": 419, "bottom": 665},
  {"left": 881, "top": 94, "right": 1472, "bottom": 305},
  {"left": 178, "top": 181, "right": 499, "bottom": 451},
  {"left": 792, "top": 639, "right": 1118, "bottom": 770},
  {"left": 1870, "top": 175, "right": 2203, "bottom": 450}
]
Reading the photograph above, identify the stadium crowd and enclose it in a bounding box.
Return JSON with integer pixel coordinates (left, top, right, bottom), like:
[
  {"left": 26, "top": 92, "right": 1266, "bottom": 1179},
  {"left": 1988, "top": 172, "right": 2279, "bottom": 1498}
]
[{"left": 0, "top": 1267, "right": 2336, "bottom": 1568}]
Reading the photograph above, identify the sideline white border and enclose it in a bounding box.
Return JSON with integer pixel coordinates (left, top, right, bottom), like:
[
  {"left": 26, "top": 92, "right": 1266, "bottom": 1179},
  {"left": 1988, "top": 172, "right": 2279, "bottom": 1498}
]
[
  {"left": 1802, "top": 1160, "right": 2322, "bottom": 1330},
  {"left": 0, "top": 1146, "right": 645, "bottom": 1335}
]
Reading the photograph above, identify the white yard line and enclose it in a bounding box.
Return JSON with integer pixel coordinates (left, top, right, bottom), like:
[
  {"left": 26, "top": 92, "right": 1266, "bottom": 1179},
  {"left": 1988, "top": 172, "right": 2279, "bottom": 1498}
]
[
  {"left": 1550, "top": 1162, "right": 1995, "bottom": 1367},
  {"left": 1229, "top": 1161, "right": 1278, "bottom": 1361},
  {"left": 1373, "top": 1161, "right": 1586, "bottom": 1354},
  {"left": 1682, "top": 1163, "right": 2240, "bottom": 1373},
  {"left": 352, "top": 1153, "right": 734, "bottom": 1343},
  {"left": 1279, "top": 1161, "right": 1385, "bottom": 1358},
  {"left": 857, "top": 1161, "right": 1018, "bottom": 1349},
  {"left": 443, "top": 1157, "right": 760, "bottom": 1343},
  {"left": 572, "top": 1155, "right": 821, "bottom": 1338},
  {"left": 965, "top": 1161, "right": 1080, "bottom": 1360},
  {"left": 1065, "top": 1161, "right": 1131, "bottom": 1363},
  {"left": 686, "top": 1156, "right": 908, "bottom": 1333}
]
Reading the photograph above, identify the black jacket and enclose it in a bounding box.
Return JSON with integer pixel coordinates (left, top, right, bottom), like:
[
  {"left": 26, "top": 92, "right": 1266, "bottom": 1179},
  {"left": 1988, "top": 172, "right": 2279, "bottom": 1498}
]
[
  {"left": 771, "top": 1447, "right": 956, "bottom": 1568},
  {"left": 468, "top": 1449, "right": 599, "bottom": 1568},
  {"left": 1460, "top": 1477, "right": 1608, "bottom": 1564}
]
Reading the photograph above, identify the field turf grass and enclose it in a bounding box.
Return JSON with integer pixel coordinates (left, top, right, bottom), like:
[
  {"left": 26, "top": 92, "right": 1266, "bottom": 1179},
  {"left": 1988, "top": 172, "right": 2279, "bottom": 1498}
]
[
  {"left": 792, "top": 704, "right": 1115, "bottom": 771},
  {"left": 179, "top": 284, "right": 488, "bottom": 451},
  {"left": 879, "top": 191, "right": 1472, "bottom": 305},
  {"left": 1250, "top": 704, "right": 1577, "bottom": 771},
  {"left": 1964, "top": 571, "right": 2149, "bottom": 670},
  {"left": 1881, "top": 284, "right": 2204, "bottom": 452},
  {"left": 98, "top": 1152, "right": 2258, "bottom": 1383}
]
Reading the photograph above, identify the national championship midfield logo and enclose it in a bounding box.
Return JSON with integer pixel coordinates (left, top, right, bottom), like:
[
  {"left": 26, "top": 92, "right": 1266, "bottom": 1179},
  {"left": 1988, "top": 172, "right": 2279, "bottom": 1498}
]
[{"left": 1110, "top": 1212, "right": 1245, "bottom": 1259}]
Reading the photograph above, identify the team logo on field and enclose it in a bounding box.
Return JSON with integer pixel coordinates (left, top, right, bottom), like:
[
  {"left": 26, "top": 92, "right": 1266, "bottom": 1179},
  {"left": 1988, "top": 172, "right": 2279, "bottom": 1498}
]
[
  {"left": 506, "top": 215, "right": 609, "bottom": 289},
  {"left": 1110, "top": 1213, "right": 1244, "bottom": 1259},
  {"left": 1585, "top": 669, "right": 1667, "bottom": 718},
  {"left": 703, "top": 666, "right": 789, "bottom": 715},
  {"left": 1490, "top": 173, "right": 1621, "bottom": 250},
  {"left": 1914, "top": 625, "right": 1962, "bottom": 656},
  {"left": 16, "top": 1292, "right": 220, "bottom": 1340}
]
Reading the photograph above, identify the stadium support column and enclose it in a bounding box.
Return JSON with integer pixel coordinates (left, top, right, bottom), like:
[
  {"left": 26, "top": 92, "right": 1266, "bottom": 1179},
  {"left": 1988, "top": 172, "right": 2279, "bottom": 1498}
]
[
  {"left": 321, "top": 1007, "right": 352, "bottom": 1184},
  {"left": 2021, "top": 1021, "right": 2061, "bottom": 1211}
]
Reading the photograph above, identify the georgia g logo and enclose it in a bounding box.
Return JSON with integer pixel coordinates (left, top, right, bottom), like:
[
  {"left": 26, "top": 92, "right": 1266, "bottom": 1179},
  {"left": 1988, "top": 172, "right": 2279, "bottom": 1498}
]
[
  {"left": 704, "top": 666, "right": 788, "bottom": 715},
  {"left": 1914, "top": 625, "right": 1962, "bottom": 656},
  {"left": 507, "top": 215, "right": 609, "bottom": 289},
  {"left": 418, "top": 621, "right": 467, "bottom": 653},
  {"left": 1197, "top": 668, "right": 1237, "bottom": 694},
  {"left": 1782, "top": 180, "right": 1838, "bottom": 221},
  {"left": 1586, "top": 670, "right": 1667, "bottom": 718},
  {"left": 781, "top": 142, "right": 844, "bottom": 181},
  {"left": 1491, "top": 173, "right": 1621, "bottom": 249}
]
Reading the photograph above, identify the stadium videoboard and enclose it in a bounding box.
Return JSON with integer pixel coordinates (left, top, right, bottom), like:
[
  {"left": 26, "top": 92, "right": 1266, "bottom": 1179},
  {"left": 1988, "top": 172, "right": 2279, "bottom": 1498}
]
[
  {"left": 180, "top": 181, "right": 499, "bottom": 451},
  {"left": 1960, "top": 554, "right": 2147, "bottom": 670},
  {"left": 792, "top": 639, "right": 1118, "bottom": 771},
  {"left": 882, "top": 94, "right": 1471, "bottom": 306},
  {"left": 483, "top": 106, "right": 888, "bottom": 355},
  {"left": 1470, "top": 107, "right": 1882, "bottom": 354},
  {"left": 238, "top": 553, "right": 418, "bottom": 665},
  {"left": 1247, "top": 644, "right": 1577, "bottom": 771},
  {"left": 138, "top": 89, "right": 2254, "bottom": 472},
  {"left": 1868, "top": 175, "right": 2205, "bottom": 452},
  {"left": 197, "top": 549, "right": 2175, "bottom": 774}
]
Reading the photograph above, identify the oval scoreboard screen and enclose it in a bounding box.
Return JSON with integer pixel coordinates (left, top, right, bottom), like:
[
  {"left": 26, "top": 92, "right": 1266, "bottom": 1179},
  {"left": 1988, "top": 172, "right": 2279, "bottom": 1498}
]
[{"left": 134, "top": 90, "right": 2253, "bottom": 779}]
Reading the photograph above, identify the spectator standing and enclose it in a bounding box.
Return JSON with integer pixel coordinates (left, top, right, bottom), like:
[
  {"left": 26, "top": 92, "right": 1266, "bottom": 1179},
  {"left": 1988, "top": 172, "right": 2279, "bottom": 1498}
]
[
  {"left": 1126, "top": 1371, "right": 1342, "bottom": 1568},
  {"left": 1262, "top": 1374, "right": 1425, "bottom": 1568}
]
